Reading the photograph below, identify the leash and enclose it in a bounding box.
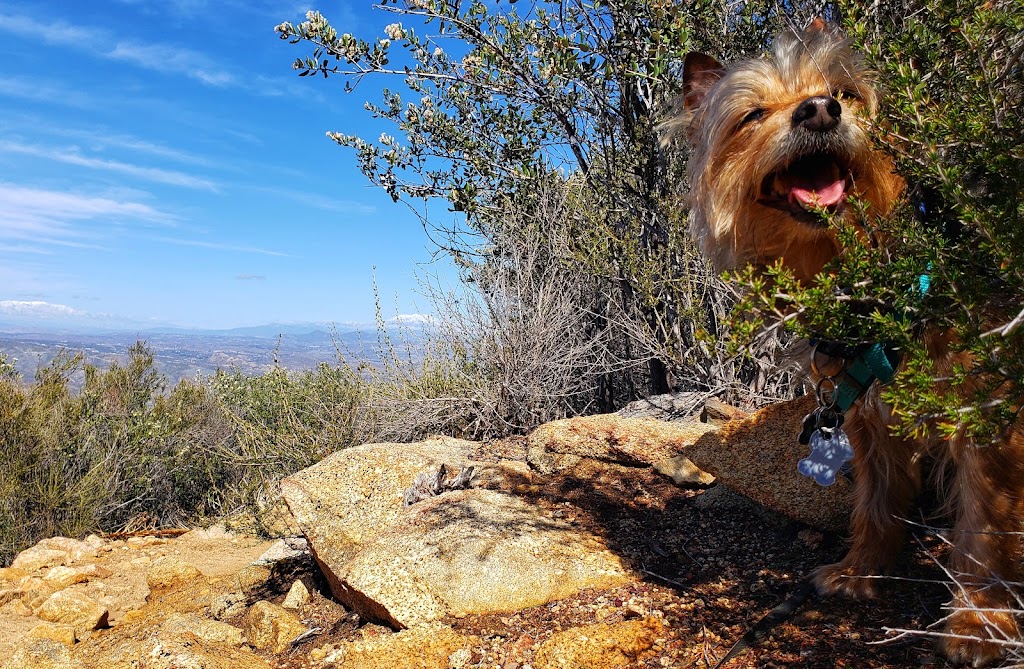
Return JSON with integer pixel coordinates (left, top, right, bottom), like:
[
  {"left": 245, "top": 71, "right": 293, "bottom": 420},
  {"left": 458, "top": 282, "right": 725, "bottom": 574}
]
[{"left": 709, "top": 580, "right": 818, "bottom": 668}]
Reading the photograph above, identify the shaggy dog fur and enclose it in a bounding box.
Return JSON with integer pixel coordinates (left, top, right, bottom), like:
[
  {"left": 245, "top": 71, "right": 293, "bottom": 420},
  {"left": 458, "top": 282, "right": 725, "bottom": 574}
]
[{"left": 665, "top": 19, "right": 1024, "bottom": 667}]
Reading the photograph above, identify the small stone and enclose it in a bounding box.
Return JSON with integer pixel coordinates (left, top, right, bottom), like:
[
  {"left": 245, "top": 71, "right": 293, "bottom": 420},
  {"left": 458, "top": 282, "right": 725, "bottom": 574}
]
[
  {"left": 161, "top": 612, "right": 245, "bottom": 645},
  {"left": 210, "top": 591, "right": 247, "bottom": 620},
  {"left": 75, "top": 564, "right": 113, "bottom": 579},
  {"left": 281, "top": 580, "right": 310, "bottom": 611},
  {"left": 11, "top": 598, "right": 34, "bottom": 616},
  {"left": 233, "top": 565, "right": 272, "bottom": 596},
  {"left": 43, "top": 566, "right": 90, "bottom": 589},
  {"left": 82, "top": 534, "right": 105, "bottom": 549},
  {"left": 11, "top": 547, "right": 68, "bottom": 573},
  {"left": 241, "top": 600, "right": 309, "bottom": 653},
  {"left": 36, "top": 538, "right": 97, "bottom": 564},
  {"left": 121, "top": 609, "right": 146, "bottom": 625},
  {"left": 533, "top": 617, "right": 665, "bottom": 669},
  {"left": 449, "top": 647, "right": 473, "bottom": 669},
  {"left": 126, "top": 536, "right": 166, "bottom": 549},
  {"left": 146, "top": 556, "right": 202, "bottom": 589},
  {"left": 37, "top": 590, "right": 108, "bottom": 635},
  {"left": 28, "top": 622, "right": 77, "bottom": 646}
]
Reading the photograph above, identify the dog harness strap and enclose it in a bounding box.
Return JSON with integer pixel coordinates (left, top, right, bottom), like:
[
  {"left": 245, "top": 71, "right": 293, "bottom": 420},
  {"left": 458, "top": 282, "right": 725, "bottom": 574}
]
[
  {"left": 836, "top": 344, "right": 899, "bottom": 412},
  {"left": 833, "top": 271, "right": 927, "bottom": 411}
]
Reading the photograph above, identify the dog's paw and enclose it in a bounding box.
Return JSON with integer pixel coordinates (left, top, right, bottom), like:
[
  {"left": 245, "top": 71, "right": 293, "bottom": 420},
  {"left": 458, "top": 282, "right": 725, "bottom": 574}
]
[
  {"left": 812, "top": 562, "right": 879, "bottom": 599},
  {"left": 940, "top": 607, "right": 1018, "bottom": 667}
]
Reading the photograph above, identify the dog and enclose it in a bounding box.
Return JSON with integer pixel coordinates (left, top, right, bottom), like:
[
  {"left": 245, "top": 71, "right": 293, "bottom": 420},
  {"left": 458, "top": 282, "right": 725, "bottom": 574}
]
[{"left": 666, "top": 19, "right": 1024, "bottom": 666}]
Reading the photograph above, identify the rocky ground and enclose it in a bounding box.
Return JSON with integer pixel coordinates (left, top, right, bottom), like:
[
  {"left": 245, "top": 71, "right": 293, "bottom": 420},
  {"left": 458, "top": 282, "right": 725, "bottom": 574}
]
[{"left": 0, "top": 398, "right": 980, "bottom": 669}]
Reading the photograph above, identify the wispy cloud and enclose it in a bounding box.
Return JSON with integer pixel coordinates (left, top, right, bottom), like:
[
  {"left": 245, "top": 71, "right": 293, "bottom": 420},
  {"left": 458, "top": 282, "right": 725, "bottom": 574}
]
[
  {"left": 0, "top": 183, "right": 174, "bottom": 248},
  {"left": 0, "top": 12, "right": 97, "bottom": 46},
  {"left": 150, "top": 236, "right": 288, "bottom": 257},
  {"left": 236, "top": 274, "right": 267, "bottom": 280},
  {"left": 0, "top": 11, "right": 234, "bottom": 88},
  {"left": 108, "top": 42, "right": 234, "bottom": 87},
  {"left": 0, "top": 141, "right": 218, "bottom": 191},
  {"left": 0, "top": 75, "right": 97, "bottom": 108},
  {"left": 43, "top": 126, "right": 215, "bottom": 167},
  {"left": 0, "top": 300, "right": 94, "bottom": 319},
  {"left": 252, "top": 185, "right": 378, "bottom": 215}
]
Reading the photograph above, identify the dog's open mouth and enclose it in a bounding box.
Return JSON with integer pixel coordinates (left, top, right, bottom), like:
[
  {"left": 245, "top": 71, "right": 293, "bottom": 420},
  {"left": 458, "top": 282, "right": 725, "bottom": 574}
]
[{"left": 760, "top": 153, "right": 852, "bottom": 218}]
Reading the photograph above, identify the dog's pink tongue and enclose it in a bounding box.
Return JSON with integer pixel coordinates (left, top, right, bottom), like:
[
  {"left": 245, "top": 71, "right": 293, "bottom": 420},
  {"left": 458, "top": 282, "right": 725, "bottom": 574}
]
[{"left": 791, "top": 178, "right": 846, "bottom": 208}]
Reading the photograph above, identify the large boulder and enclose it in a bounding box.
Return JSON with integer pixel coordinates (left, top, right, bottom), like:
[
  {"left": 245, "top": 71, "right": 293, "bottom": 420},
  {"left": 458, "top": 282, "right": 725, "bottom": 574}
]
[
  {"left": 684, "top": 394, "right": 853, "bottom": 531},
  {"left": 281, "top": 437, "right": 632, "bottom": 628},
  {"left": 527, "top": 414, "right": 717, "bottom": 471}
]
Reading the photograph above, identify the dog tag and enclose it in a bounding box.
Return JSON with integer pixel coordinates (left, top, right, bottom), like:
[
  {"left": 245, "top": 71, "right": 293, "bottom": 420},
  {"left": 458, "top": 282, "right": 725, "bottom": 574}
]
[{"left": 798, "top": 426, "right": 854, "bottom": 486}]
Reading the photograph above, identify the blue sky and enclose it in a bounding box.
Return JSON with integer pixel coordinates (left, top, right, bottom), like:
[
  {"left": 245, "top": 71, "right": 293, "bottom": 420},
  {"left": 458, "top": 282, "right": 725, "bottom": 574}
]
[{"left": 0, "top": 0, "right": 452, "bottom": 330}]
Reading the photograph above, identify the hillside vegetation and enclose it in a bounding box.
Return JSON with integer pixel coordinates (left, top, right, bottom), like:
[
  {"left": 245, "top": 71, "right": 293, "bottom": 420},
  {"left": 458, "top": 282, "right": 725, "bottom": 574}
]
[{"left": 2, "top": 0, "right": 1020, "bottom": 566}]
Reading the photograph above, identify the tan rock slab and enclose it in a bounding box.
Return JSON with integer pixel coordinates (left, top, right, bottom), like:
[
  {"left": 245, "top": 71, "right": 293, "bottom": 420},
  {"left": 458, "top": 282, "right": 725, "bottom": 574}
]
[
  {"left": 339, "top": 488, "right": 632, "bottom": 628},
  {"left": 527, "top": 414, "right": 718, "bottom": 470},
  {"left": 283, "top": 439, "right": 632, "bottom": 629},
  {"left": 27, "top": 622, "right": 77, "bottom": 646},
  {"left": 281, "top": 437, "right": 479, "bottom": 569},
  {"left": 4, "top": 638, "right": 85, "bottom": 669},
  {"left": 146, "top": 556, "right": 203, "bottom": 589},
  {"left": 241, "top": 600, "right": 308, "bottom": 653},
  {"left": 323, "top": 622, "right": 470, "bottom": 669},
  {"left": 533, "top": 617, "right": 667, "bottom": 669},
  {"left": 684, "top": 395, "right": 852, "bottom": 531},
  {"left": 36, "top": 590, "right": 108, "bottom": 635}
]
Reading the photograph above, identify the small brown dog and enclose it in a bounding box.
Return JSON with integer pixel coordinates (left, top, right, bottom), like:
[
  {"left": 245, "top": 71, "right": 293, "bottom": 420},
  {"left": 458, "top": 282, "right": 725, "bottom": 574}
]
[{"left": 668, "top": 19, "right": 1024, "bottom": 667}]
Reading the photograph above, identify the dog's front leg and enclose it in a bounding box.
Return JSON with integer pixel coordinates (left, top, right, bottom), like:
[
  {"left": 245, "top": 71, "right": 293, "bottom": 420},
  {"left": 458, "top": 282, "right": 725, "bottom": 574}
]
[
  {"left": 814, "top": 406, "right": 919, "bottom": 599},
  {"left": 939, "top": 434, "right": 1024, "bottom": 667}
]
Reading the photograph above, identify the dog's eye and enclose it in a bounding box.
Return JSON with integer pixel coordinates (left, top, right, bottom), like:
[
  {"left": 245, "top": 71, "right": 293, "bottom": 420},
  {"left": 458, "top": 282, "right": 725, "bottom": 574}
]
[
  {"left": 740, "top": 108, "right": 766, "bottom": 127},
  {"left": 834, "top": 88, "right": 861, "bottom": 102}
]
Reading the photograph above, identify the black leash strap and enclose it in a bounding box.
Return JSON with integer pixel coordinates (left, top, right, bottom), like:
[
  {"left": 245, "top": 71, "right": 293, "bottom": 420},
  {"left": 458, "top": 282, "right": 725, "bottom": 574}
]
[{"left": 710, "top": 580, "right": 818, "bottom": 668}]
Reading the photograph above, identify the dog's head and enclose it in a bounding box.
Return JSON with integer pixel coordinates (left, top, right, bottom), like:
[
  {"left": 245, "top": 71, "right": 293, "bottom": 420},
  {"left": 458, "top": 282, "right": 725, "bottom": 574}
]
[{"left": 667, "top": 19, "right": 903, "bottom": 282}]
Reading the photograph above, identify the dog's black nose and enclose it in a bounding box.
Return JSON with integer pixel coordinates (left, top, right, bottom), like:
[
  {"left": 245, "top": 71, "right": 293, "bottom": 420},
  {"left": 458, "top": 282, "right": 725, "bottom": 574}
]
[{"left": 792, "top": 96, "right": 842, "bottom": 132}]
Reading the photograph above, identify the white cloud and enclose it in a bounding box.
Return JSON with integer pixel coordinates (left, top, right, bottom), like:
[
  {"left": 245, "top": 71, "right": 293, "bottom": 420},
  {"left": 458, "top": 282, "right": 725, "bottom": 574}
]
[
  {"left": 0, "top": 12, "right": 234, "bottom": 88},
  {"left": 108, "top": 42, "right": 234, "bottom": 87},
  {"left": 0, "top": 141, "right": 218, "bottom": 191},
  {"left": 388, "top": 313, "right": 435, "bottom": 327},
  {"left": 0, "top": 300, "right": 93, "bottom": 319},
  {"left": 0, "top": 183, "right": 173, "bottom": 247},
  {"left": 45, "top": 127, "right": 214, "bottom": 166},
  {"left": 0, "top": 12, "right": 97, "bottom": 46}
]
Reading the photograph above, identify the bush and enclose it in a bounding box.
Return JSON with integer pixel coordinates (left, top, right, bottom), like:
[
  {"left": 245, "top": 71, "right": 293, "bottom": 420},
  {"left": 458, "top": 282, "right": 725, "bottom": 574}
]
[{"left": 0, "top": 344, "right": 234, "bottom": 564}]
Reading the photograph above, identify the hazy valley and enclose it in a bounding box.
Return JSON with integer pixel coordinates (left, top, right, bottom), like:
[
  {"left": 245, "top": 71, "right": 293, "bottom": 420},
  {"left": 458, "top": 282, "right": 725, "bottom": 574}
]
[{"left": 0, "top": 325, "right": 394, "bottom": 386}]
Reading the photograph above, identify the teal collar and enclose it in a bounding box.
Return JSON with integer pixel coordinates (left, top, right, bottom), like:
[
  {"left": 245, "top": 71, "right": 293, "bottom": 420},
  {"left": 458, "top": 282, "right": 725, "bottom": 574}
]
[
  {"left": 828, "top": 270, "right": 930, "bottom": 411},
  {"left": 834, "top": 343, "right": 900, "bottom": 411}
]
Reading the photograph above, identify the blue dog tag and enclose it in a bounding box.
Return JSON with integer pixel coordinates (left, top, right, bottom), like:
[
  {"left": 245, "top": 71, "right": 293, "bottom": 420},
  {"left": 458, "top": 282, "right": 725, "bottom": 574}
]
[{"left": 798, "top": 426, "right": 854, "bottom": 486}]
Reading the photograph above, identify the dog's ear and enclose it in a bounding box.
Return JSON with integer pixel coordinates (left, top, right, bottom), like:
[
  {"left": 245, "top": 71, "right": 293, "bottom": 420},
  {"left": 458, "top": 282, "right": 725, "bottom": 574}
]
[
  {"left": 682, "top": 52, "right": 724, "bottom": 111},
  {"left": 804, "top": 16, "right": 827, "bottom": 34}
]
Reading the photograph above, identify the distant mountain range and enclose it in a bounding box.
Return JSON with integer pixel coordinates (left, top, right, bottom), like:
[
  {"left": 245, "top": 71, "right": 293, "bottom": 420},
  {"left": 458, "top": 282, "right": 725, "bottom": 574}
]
[{"left": 0, "top": 301, "right": 430, "bottom": 385}]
